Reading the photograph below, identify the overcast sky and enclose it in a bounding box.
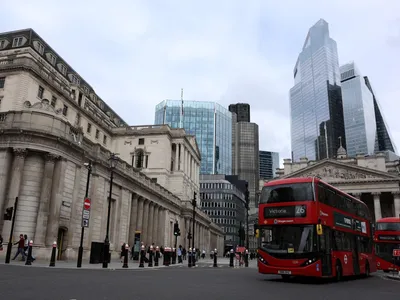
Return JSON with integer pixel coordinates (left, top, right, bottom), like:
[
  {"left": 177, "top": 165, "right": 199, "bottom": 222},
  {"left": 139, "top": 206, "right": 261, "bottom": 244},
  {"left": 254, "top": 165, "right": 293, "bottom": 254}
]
[{"left": 2, "top": 0, "right": 400, "bottom": 165}]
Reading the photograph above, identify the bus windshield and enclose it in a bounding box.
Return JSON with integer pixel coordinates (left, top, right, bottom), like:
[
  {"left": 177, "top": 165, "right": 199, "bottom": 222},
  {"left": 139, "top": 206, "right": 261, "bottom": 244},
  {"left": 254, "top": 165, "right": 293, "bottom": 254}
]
[
  {"left": 260, "top": 183, "right": 314, "bottom": 204},
  {"left": 261, "top": 225, "right": 316, "bottom": 256},
  {"left": 376, "top": 222, "right": 400, "bottom": 231}
]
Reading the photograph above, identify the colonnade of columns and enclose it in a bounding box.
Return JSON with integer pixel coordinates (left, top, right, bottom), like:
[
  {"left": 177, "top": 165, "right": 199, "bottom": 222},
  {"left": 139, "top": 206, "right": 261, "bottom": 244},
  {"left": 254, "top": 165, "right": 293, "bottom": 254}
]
[
  {"left": 352, "top": 191, "right": 400, "bottom": 220},
  {"left": 173, "top": 142, "right": 199, "bottom": 183},
  {"left": 181, "top": 216, "right": 213, "bottom": 251}
]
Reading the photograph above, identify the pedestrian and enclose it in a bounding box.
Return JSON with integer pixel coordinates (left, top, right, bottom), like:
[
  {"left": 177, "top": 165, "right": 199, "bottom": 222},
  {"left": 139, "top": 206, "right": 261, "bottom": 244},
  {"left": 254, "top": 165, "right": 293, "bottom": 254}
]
[
  {"left": 12, "top": 234, "right": 26, "bottom": 261},
  {"left": 120, "top": 243, "right": 126, "bottom": 262},
  {"left": 177, "top": 245, "right": 183, "bottom": 263}
]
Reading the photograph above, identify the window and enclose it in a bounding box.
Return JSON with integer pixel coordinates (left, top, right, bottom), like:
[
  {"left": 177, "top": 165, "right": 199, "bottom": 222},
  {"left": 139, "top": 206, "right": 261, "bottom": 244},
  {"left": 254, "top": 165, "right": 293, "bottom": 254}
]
[
  {"left": 87, "top": 123, "right": 92, "bottom": 133},
  {"left": 103, "top": 135, "right": 107, "bottom": 145},
  {"left": 0, "top": 77, "right": 5, "bottom": 89},
  {"left": 135, "top": 150, "right": 144, "bottom": 168},
  {"left": 48, "top": 53, "right": 57, "bottom": 65},
  {"left": 95, "top": 129, "right": 100, "bottom": 139},
  {"left": 59, "top": 64, "right": 67, "bottom": 76},
  {"left": 51, "top": 96, "right": 57, "bottom": 107},
  {"left": 151, "top": 178, "right": 157, "bottom": 183},
  {"left": 62, "top": 105, "right": 68, "bottom": 116},
  {"left": 78, "top": 92, "right": 83, "bottom": 106},
  {"left": 0, "top": 40, "right": 5, "bottom": 49},
  {"left": 71, "top": 75, "right": 80, "bottom": 85},
  {"left": 260, "top": 183, "right": 314, "bottom": 204},
  {"left": 37, "top": 86, "right": 44, "bottom": 99},
  {"left": 0, "top": 96, "right": 2, "bottom": 109},
  {"left": 37, "top": 42, "right": 44, "bottom": 55},
  {"left": 138, "top": 138, "right": 144, "bottom": 145},
  {"left": 12, "top": 37, "right": 24, "bottom": 47}
]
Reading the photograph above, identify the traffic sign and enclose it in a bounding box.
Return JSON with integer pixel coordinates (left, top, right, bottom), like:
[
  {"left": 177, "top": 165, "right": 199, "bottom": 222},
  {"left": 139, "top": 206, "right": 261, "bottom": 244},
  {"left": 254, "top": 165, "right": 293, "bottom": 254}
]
[
  {"left": 84, "top": 198, "right": 91, "bottom": 210},
  {"left": 393, "top": 249, "right": 400, "bottom": 257},
  {"left": 82, "top": 219, "right": 89, "bottom": 227}
]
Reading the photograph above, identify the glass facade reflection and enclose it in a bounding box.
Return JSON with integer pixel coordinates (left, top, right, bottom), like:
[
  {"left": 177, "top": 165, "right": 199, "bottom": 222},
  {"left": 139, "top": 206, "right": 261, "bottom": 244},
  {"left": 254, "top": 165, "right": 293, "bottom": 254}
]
[
  {"left": 340, "top": 62, "right": 376, "bottom": 157},
  {"left": 155, "top": 100, "right": 232, "bottom": 175},
  {"left": 290, "top": 19, "right": 346, "bottom": 161},
  {"left": 259, "top": 151, "right": 279, "bottom": 179}
]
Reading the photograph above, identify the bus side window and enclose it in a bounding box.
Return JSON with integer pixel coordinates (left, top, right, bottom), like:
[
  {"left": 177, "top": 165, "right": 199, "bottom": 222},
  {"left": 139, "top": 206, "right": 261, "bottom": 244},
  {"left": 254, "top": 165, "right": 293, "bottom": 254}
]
[{"left": 318, "top": 185, "right": 326, "bottom": 204}]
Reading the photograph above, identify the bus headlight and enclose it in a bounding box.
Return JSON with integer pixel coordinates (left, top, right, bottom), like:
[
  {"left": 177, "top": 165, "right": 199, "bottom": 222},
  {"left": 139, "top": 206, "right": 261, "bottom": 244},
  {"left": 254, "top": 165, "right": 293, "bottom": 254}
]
[
  {"left": 301, "top": 257, "right": 318, "bottom": 266},
  {"left": 258, "top": 256, "right": 268, "bottom": 265}
]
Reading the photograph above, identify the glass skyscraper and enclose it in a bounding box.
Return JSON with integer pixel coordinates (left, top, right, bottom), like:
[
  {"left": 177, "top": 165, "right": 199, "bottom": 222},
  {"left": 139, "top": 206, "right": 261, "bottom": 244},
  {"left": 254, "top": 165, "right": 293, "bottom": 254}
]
[
  {"left": 155, "top": 100, "right": 232, "bottom": 175},
  {"left": 340, "top": 62, "right": 376, "bottom": 157},
  {"left": 259, "top": 151, "right": 279, "bottom": 179},
  {"left": 290, "top": 19, "right": 346, "bottom": 162}
]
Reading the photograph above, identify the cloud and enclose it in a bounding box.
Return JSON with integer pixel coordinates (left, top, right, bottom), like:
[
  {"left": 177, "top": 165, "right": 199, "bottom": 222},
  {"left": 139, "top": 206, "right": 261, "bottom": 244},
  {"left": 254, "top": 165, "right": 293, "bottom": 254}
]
[{"left": 1, "top": 0, "right": 400, "bottom": 166}]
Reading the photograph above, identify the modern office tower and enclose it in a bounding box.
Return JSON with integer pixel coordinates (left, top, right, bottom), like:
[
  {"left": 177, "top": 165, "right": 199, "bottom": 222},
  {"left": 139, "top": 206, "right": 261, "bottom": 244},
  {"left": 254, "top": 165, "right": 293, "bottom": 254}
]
[
  {"left": 155, "top": 100, "right": 232, "bottom": 175},
  {"left": 364, "top": 77, "right": 397, "bottom": 154},
  {"left": 228, "top": 103, "right": 250, "bottom": 122},
  {"left": 340, "top": 62, "right": 376, "bottom": 157},
  {"left": 199, "top": 174, "right": 246, "bottom": 252},
  {"left": 290, "top": 19, "right": 346, "bottom": 162},
  {"left": 259, "top": 151, "right": 280, "bottom": 179},
  {"left": 231, "top": 111, "right": 259, "bottom": 213}
]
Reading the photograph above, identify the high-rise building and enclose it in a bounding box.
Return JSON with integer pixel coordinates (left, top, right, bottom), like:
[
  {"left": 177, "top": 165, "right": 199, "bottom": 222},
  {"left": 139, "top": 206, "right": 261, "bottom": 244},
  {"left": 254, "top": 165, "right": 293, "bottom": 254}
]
[
  {"left": 199, "top": 174, "right": 246, "bottom": 252},
  {"left": 228, "top": 103, "right": 250, "bottom": 122},
  {"left": 259, "top": 151, "right": 280, "bottom": 179},
  {"left": 231, "top": 111, "right": 259, "bottom": 213},
  {"left": 340, "top": 62, "right": 376, "bottom": 157},
  {"left": 155, "top": 100, "right": 232, "bottom": 175},
  {"left": 290, "top": 19, "right": 346, "bottom": 162},
  {"left": 364, "top": 77, "right": 397, "bottom": 154}
]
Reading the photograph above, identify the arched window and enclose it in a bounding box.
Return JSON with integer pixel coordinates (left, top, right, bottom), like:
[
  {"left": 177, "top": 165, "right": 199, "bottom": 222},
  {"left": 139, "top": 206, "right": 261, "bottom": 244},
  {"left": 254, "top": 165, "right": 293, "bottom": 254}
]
[{"left": 136, "top": 150, "right": 144, "bottom": 168}]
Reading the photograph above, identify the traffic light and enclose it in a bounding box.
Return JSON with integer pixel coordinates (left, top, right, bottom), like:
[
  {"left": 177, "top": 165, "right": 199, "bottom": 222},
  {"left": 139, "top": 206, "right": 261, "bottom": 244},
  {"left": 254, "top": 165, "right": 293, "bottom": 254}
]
[
  {"left": 255, "top": 229, "right": 260, "bottom": 238},
  {"left": 194, "top": 192, "right": 197, "bottom": 200},
  {"left": 174, "top": 222, "right": 180, "bottom": 236},
  {"left": 187, "top": 232, "right": 192, "bottom": 240},
  {"left": 4, "top": 207, "right": 13, "bottom": 221}
]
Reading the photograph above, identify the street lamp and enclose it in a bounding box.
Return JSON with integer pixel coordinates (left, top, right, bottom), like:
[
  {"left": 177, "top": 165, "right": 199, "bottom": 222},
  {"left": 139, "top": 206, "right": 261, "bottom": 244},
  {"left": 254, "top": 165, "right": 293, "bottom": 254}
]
[
  {"left": 77, "top": 161, "right": 92, "bottom": 268},
  {"left": 191, "top": 192, "right": 197, "bottom": 266},
  {"left": 102, "top": 153, "right": 119, "bottom": 269},
  {"left": 245, "top": 182, "right": 250, "bottom": 250}
]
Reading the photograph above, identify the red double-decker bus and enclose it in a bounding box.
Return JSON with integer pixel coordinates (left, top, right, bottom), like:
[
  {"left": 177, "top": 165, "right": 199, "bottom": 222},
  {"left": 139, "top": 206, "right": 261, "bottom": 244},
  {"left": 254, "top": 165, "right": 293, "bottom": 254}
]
[
  {"left": 374, "top": 217, "right": 400, "bottom": 272},
  {"left": 257, "top": 177, "right": 375, "bottom": 280}
]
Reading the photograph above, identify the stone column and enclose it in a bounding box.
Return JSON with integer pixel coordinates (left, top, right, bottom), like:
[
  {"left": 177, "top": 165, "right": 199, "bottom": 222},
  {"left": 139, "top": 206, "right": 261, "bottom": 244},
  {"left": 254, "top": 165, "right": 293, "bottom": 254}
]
[
  {"left": 373, "top": 192, "right": 382, "bottom": 221},
  {"left": 2, "top": 148, "right": 27, "bottom": 241},
  {"left": 179, "top": 144, "right": 184, "bottom": 172},
  {"left": 153, "top": 205, "right": 159, "bottom": 246},
  {"left": 142, "top": 199, "right": 149, "bottom": 245},
  {"left": 393, "top": 192, "right": 400, "bottom": 218},
  {"left": 0, "top": 150, "right": 12, "bottom": 230},
  {"left": 34, "top": 153, "right": 58, "bottom": 246},
  {"left": 128, "top": 194, "right": 139, "bottom": 244},
  {"left": 158, "top": 207, "right": 166, "bottom": 246},
  {"left": 45, "top": 158, "right": 67, "bottom": 246},
  {"left": 174, "top": 144, "right": 179, "bottom": 171},
  {"left": 148, "top": 202, "right": 154, "bottom": 244}
]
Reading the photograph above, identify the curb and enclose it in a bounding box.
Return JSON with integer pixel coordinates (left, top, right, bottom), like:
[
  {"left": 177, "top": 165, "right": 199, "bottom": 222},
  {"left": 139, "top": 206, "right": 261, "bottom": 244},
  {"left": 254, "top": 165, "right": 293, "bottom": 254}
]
[{"left": 385, "top": 274, "right": 400, "bottom": 281}]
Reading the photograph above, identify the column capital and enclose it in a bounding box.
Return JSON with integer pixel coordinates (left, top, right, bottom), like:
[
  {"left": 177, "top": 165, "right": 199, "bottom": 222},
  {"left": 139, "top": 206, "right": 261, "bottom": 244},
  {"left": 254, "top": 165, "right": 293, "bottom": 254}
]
[
  {"left": 352, "top": 192, "right": 362, "bottom": 197},
  {"left": 372, "top": 192, "right": 381, "bottom": 197},
  {"left": 392, "top": 191, "right": 400, "bottom": 197},
  {"left": 13, "top": 148, "right": 28, "bottom": 158},
  {"left": 45, "top": 153, "right": 60, "bottom": 163}
]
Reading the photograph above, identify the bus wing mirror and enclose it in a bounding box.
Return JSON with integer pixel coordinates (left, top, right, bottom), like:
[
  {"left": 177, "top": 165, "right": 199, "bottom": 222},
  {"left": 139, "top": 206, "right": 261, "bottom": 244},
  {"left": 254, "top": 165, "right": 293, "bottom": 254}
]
[{"left": 317, "top": 224, "right": 323, "bottom": 236}]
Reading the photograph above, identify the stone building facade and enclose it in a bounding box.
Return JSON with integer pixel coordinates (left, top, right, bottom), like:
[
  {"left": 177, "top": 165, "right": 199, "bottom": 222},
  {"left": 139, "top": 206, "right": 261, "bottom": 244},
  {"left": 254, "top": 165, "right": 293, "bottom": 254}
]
[
  {"left": 0, "top": 29, "right": 224, "bottom": 260},
  {"left": 271, "top": 151, "right": 400, "bottom": 220}
]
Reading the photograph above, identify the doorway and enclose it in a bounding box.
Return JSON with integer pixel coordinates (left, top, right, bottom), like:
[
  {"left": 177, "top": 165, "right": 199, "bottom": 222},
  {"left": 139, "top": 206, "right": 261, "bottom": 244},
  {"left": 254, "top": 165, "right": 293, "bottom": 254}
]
[{"left": 57, "top": 227, "right": 68, "bottom": 260}]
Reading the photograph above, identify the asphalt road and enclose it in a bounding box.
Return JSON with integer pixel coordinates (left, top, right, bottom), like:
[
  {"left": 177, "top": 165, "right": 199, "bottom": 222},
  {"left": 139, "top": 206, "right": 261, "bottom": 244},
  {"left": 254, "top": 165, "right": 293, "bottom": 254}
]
[{"left": 0, "top": 264, "right": 398, "bottom": 300}]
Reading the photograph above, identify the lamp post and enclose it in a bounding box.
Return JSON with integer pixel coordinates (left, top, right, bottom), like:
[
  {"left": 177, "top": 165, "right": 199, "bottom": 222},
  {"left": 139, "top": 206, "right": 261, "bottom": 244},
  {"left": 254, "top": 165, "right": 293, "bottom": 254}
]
[
  {"left": 191, "top": 192, "right": 197, "bottom": 266},
  {"left": 102, "top": 153, "right": 119, "bottom": 269},
  {"left": 245, "top": 182, "right": 250, "bottom": 250},
  {"left": 77, "top": 161, "right": 92, "bottom": 268}
]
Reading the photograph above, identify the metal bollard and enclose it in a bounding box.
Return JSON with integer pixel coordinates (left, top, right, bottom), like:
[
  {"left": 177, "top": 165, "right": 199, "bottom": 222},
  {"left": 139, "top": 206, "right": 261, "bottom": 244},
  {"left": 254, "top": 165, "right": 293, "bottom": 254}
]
[
  {"left": 25, "top": 240, "right": 34, "bottom": 266},
  {"left": 188, "top": 248, "right": 192, "bottom": 267},
  {"left": 154, "top": 246, "right": 160, "bottom": 266},
  {"left": 229, "top": 249, "right": 234, "bottom": 267},
  {"left": 139, "top": 245, "right": 145, "bottom": 268},
  {"left": 213, "top": 248, "right": 218, "bottom": 267},
  {"left": 245, "top": 249, "right": 249, "bottom": 267},
  {"left": 148, "top": 245, "right": 153, "bottom": 267},
  {"left": 49, "top": 241, "right": 57, "bottom": 267},
  {"left": 192, "top": 248, "right": 196, "bottom": 267},
  {"left": 122, "top": 243, "right": 129, "bottom": 268}
]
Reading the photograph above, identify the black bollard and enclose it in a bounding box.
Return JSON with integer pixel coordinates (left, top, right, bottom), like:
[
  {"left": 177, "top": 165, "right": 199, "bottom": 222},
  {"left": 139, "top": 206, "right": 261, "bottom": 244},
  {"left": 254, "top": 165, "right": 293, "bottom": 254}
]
[
  {"left": 139, "top": 245, "right": 145, "bottom": 268},
  {"left": 148, "top": 246, "right": 153, "bottom": 267},
  {"left": 229, "top": 250, "right": 234, "bottom": 267},
  {"left": 155, "top": 246, "right": 159, "bottom": 266},
  {"left": 188, "top": 249, "right": 192, "bottom": 267},
  {"left": 172, "top": 248, "right": 176, "bottom": 265},
  {"left": 245, "top": 250, "right": 249, "bottom": 268},
  {"left": 192, "top": 248, "right": 196, "bottom": 267},
  {"left": 49, "top": 241, "right": 57, "bottom": 267},
  {"left": 25, "top": 240, "right": 33, "bottom": 266},
  {"left": 213, "top": 249, "right": 218, "bottom": 267},
  {"left": 122, "top": 244, "right": 129, "bottom": 268}
]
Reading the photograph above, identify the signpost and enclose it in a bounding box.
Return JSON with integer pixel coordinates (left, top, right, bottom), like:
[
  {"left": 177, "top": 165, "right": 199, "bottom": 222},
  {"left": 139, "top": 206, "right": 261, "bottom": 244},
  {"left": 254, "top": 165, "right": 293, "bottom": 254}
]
[{"left": 82, "top": 198, "right": 91, "bottom": 228}]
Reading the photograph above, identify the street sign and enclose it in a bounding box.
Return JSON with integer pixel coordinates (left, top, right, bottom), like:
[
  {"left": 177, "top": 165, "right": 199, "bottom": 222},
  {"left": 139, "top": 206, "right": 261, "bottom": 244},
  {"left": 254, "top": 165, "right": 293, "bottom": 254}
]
[
  {"left": 82, "top": 198, "right": 91, "bottom": 228},
  {"left": 393, "top": 249, "right": 400, "bottom": 257}
]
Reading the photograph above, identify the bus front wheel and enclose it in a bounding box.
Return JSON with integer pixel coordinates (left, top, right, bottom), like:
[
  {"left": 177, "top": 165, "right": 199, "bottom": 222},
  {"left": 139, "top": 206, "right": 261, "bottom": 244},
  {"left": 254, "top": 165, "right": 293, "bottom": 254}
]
[
  {"left": 335, "top": 262, "right": 342, "bottom": 282},
  {"left": 364, "top": 263, "right": 370, "bottom": 278}
]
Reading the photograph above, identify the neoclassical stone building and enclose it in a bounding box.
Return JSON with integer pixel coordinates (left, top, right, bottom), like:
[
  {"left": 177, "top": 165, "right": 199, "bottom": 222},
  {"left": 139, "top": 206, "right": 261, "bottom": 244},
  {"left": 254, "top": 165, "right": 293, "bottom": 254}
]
[
  {"left": 270, "top": 150, "right": 400, "bottom": 220},
  {"left": 0, "top": 29, "right": 224, "bottom": 260}
]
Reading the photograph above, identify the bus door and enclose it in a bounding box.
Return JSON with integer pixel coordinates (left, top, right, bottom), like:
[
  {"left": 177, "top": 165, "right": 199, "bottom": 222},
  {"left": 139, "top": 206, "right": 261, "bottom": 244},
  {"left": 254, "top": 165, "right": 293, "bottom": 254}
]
[
  {"left": 320, "top": 227, "right": 332, "bottom": 276},
  {"left": 352, "top": 236, "right": 360, "bottom": 275}
]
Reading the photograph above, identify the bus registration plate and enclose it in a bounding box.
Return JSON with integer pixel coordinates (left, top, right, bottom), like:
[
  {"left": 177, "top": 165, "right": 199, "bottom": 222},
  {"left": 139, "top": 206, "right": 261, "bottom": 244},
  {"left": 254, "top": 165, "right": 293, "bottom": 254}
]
[{"left": 278, "top": 270, "right": 292, "bottom": 275}]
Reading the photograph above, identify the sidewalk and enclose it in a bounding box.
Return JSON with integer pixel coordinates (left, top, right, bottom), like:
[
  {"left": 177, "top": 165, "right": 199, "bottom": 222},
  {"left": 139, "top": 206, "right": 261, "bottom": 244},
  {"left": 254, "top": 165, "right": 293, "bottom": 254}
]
[{"left": 385, "top": 272, "right": 400, "bottom": 281}]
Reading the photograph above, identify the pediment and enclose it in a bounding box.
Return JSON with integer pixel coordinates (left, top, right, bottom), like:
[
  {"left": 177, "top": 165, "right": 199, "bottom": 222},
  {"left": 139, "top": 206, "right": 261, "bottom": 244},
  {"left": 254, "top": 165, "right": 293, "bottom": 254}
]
[
  {"left": 284, "top": 159, "right": 398, "bottom": 182},
  {"left": 187, "top": 135, "right": 201, "bottom": 159}
]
